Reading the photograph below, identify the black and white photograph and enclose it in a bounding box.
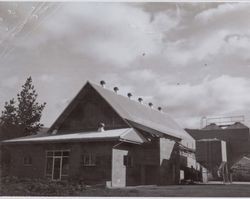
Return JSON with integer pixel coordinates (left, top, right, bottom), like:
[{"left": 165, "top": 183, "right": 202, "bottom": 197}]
[{"left": 0, "top": 1, "right": 250, "bottom": 197}]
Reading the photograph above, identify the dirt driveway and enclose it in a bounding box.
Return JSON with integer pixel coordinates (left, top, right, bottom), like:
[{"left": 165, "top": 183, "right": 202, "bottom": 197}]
[
  {"left": 1, "top": 180, "right": 250, "bottom": 197},
  {"left": 113, "top": 184, "right": 250, "bottom": 197}
]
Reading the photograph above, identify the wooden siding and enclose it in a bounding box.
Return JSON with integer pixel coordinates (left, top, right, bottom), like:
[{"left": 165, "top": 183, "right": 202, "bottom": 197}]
[
  {"left": 57, "top": 84, "right": 128, "bottom": 133},
  {"left": 5, "top": 141, "right": 115, "bottom": 184}
]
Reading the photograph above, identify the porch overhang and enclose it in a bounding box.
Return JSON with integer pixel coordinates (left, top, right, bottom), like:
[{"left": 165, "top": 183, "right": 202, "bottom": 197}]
[{"left": 1, "top": 128, "right": 145, "bottom": 145}]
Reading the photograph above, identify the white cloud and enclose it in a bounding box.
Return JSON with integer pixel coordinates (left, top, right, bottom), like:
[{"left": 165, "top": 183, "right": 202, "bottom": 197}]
[
  {"left": 1, "top": 2, "right": 250, "bottom": 129},
  {"left": 195, "top": 3, "right": 248, "bottom": 23},
  {"left": 128, "top": 69, "right": 157, "bottom": 82},
  {"left": 154, "top": 75, "right": 250, "bottom": 127}
]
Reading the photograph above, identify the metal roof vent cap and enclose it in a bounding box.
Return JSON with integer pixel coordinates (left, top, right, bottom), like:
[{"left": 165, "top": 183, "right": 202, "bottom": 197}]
[
  {"left": 100, "top": 80, "right": 106, "bottom": 88},
  {"left": 148, "top": 102, "right": 153, "bottom": 108},
  {"left": 138, "top": 97, "right": 143, "bottom": 104},
  {"left": 158, "top": 107, "right": 162, "bottom": 111},
  {"left": 113, "top": 87, "right": 119, "bottom": 93},
  {"left": 127, "top": 93, "right": 132, "bottom": 99},
  {"left": 52, "top": 129, "right": 58, "bottom": 135},
  {"left": 98, "top": 122, "right": 105, "bottom": 132}
]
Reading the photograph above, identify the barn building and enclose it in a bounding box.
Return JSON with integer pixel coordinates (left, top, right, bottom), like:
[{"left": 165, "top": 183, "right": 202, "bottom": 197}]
[{"left": 1, "top": 81, "right": 196, "bottom": 187}]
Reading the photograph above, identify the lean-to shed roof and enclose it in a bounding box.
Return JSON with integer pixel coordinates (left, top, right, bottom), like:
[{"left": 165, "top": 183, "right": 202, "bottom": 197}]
[{"left": 2, "top": 128, "right": 145, "bottom": 144}]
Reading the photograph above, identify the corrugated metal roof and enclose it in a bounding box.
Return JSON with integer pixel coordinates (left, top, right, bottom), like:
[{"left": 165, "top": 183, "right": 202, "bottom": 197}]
[
  {"left": 90, "top": 82, "right": 194, "bottom": 142},
  {"left": 2, "top": 128, "right": 145, "bottom": 144}
]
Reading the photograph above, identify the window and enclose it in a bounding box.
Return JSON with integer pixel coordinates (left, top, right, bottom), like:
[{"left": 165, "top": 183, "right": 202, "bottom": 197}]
[
  {"left": 123, "top": 155, "right": 133, "bottom": 167},
  {"left": 45, "top": 150, "right": 70, "bottom": 180},
  {"left": 46, "top": 157, "right": 53, "bottom": 176},
  {"left": 23, "top": 156, "right": 32, "bottom": 166},
  {"left": 54, "top": 151, "right": 62, "bottom": 156},
  {"left": 82, "top": 153, "right": 96, "bottom": 166},
  {"left": 61, "top": 157, "right": 69, "bottom": 175}
]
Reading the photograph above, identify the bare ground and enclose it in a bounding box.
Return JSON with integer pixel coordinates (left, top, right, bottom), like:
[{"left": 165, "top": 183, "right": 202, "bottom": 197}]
[
  {"left": 1, "top": 181, "right": 250, "bottom": 197},
  {"left": 118, "top": 184, "right": 250, "bottom": 197}
]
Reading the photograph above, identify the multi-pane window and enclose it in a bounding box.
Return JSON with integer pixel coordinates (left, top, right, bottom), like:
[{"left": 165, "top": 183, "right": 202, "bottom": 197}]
[
  {"left": 123, "top": 155, "right": 133, "bottom": 167},
  {"left": 45, "top": 150, "right": 70, "bottom": 179},
  {"left": 23, "top": 156, "right": 32, "bottom": 166},
  {"left": 46, "top": 156, "right": 53, "bottom": 176},
  {"left": 82, "top": 153, "right": 96, "bottom": 166}
]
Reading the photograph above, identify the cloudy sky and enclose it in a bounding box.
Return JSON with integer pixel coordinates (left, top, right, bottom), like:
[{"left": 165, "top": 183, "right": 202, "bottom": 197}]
[{"left": 1, "top": 2, "right": 250, "bottom": 129}]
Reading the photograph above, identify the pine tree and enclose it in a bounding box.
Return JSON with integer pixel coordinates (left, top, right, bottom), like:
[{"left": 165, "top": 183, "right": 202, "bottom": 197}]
[
  {"left": 0, "top": 77, "right": 46, "bottom": 138},
  {"left": 0, "top": 98, "right": 17, "bottom": 126}
]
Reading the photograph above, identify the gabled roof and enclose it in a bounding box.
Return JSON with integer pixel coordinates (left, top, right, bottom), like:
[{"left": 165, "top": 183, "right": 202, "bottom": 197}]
[
  {"left": 2, "top": 128, "right": 145, "bottom": 144},
  {"left": 90, "top": 82, "right": 193, "bottom": 141},
  {"left": 49, "top": 81, "right": 193, "bottom": 144},
  {"left": 231, "top": 156, "right": 250, "bottom": 169},
  {"left": 226, "top": 122, "right": 249, "bottom": 129}
]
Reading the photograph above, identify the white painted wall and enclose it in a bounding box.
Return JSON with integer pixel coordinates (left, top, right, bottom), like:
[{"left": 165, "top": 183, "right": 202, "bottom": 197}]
[{"left": 111, "top": 148, "right": 128, "bottom": 187}]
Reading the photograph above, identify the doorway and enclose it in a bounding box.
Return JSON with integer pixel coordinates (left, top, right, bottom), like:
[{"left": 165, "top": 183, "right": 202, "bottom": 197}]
[
  {"left": 52, "top": 157, "right": 62, "bottom": 181},
  {"left": 45, "top": 150, "right": 70, "bottom": 181}
]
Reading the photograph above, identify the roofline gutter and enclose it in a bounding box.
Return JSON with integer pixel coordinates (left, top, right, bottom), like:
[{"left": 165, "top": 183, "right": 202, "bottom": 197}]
[
  {"left": 119, "top": 138, "right": 143, "bottom": 145},
  {"left": 1, "top": 136, "right": 144, "bottom": 146},
  {"left": 1, "top": 137, "right": 120, "bottom": 145}
]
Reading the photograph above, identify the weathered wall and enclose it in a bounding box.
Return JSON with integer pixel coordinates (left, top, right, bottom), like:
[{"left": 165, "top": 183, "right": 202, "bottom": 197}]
[
  {"left": 118, "top": 137, "right": 181, "bottom": 186},
  {"left": 78, "top": 142, "right": 113, "bottom": 184},
  {"left": 6, "top": 144, "right": 46, "bottom": 178},
  {"left": 159, "top": 138, "right": 180, "bottom": 185},
  {"left": 112, "top": 147, "right": 128, "bottom": 187},
  {"left": 111, "top": 139, "right": 161, "bottom": 187},
  {"left": 57, "top": 84, "right": 128, "bottom": 133},
  {"left": 4, "top": 141, "right": 114, "bottom": 184},
  {"left": 4, "top": 134, "right": 182, "bottom": 186}
]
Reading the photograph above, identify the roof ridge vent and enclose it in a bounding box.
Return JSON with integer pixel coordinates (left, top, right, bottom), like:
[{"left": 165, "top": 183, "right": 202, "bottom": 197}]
[
  {"left": 127, "top": 92, "right": 132, "bottom": 99},
  {"left": 52, "top": 129, "right": 58, "bottom": 135},
  {"left": 100, "top": 80, "right": 106, "bottom": 88},
  {"left": 158, "top": 106, "right": 162, "bottom": 112},
  {"left": 138, "top": 97, "right": 143, "bottom": 104},
  {"left": 113, "top": 87, "right": 119, "bottom": 94},
  {"left": 98, "top": 122, "right": 105, "bottom": 132},
  {"left": 148, "top": 102, "right": 153, "bottom": 108}
]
